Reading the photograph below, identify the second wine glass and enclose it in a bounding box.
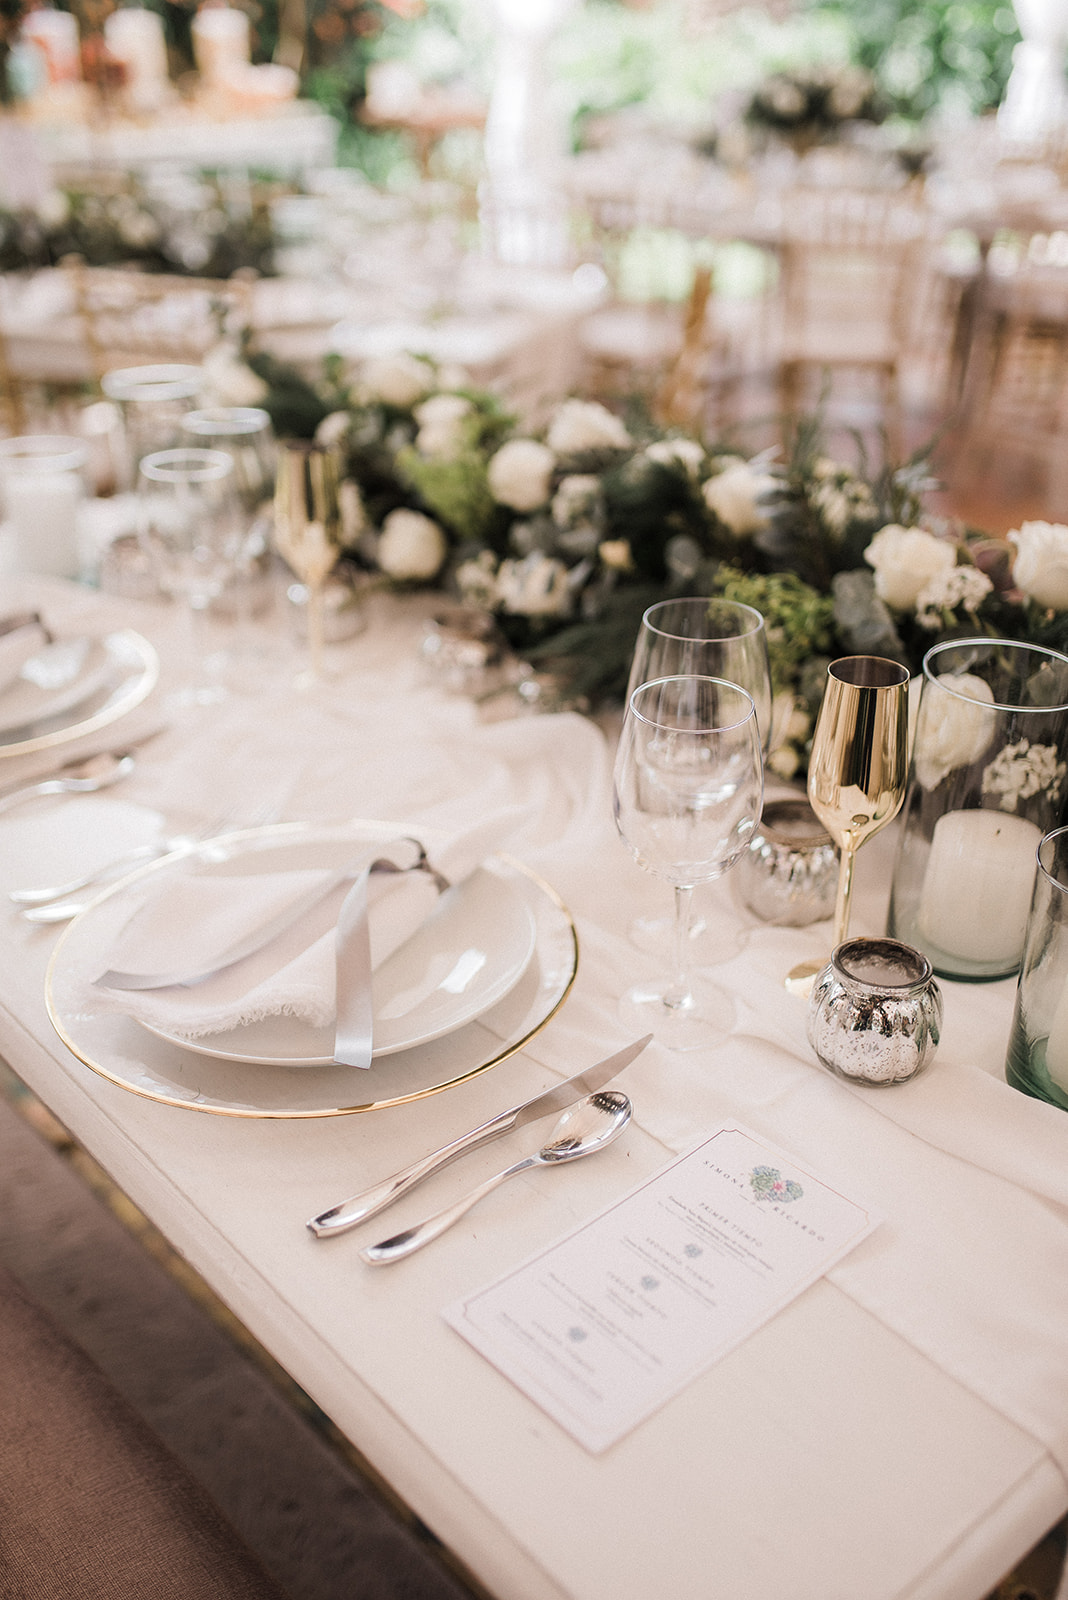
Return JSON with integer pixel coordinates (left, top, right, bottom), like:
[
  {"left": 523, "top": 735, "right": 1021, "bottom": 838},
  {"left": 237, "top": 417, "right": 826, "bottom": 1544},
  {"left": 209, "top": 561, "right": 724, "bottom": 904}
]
[
  {"left": 613, "top": 674, "right": 764, "bottom": 1050},
  {"left": 627, "top": 596, "right": 772, "bottom": 956}
]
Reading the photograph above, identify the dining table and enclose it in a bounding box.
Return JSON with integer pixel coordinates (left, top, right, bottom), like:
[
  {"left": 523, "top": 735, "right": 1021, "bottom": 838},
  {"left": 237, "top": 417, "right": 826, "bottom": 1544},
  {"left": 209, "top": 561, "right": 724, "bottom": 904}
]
[{"left": 2, "top": 569, "right": 1068, "bottom": 1600}]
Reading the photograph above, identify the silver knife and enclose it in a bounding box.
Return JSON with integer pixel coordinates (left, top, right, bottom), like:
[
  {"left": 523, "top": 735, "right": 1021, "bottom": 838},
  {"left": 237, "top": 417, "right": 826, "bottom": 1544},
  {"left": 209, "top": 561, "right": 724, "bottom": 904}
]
[{"left": 306, "top": 1034, "right": 652, "bottom": 1238}]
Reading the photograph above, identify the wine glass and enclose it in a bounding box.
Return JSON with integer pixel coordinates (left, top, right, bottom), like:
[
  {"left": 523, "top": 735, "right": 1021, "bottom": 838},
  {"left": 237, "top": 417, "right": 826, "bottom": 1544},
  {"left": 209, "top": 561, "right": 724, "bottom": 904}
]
[
  {"left": 786, "top": 655, "right": 910, "bottom": 993},
  {"left": 628, "top": 598, "right": 773, "bottom": 753},
  {"left": 101, "top": 363, "right": 203, "bottom": 491},
  {"left": 181, "top": 407, "right": 276, "bottom": 667},
  {"left": 272, "top": 441, "right": 343, "bottom": 685},
  {"left": 613, "top": 674, "right": 764, "bottom": 1050},
  {"left": 627, "top": 597, "right": 772, "bottom": 953},
  {"left": 136, "top": 447, "right": 239, "bottom": 710}
]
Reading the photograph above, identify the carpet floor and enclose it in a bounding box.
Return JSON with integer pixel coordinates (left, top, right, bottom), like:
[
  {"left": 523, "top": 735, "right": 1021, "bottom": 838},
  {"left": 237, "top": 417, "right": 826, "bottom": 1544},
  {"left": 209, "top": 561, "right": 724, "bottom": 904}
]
[{"left": 0, "top": 1064, "right": 481, "bottom": 1600}]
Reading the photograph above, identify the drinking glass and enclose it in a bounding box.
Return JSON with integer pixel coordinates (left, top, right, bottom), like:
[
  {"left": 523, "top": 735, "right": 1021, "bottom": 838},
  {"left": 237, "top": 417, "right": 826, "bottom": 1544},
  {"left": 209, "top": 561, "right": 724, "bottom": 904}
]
[
  {"left": 272, "top": 441, "right": 343, "bottom": 685},
  {"left": 136, "top": 447, "right": 239, "bottom": 709},
  {"left": 181, "top": 407, "right": 276, "bottom": 652},
  {"left": 613, "top": 674, "right": 764, "bottom": 1050},
  {"left": 102, "top": 363, "right": 203, "bottom": 490},
  {"left": 626, "top": 597, "right": 772, "bottom": 954},
  {"left": 628, "top": 598, "right": 773, "bottom": 754},
  {"left": 787, "top": 655, "right": 910, "bottom": 992}
]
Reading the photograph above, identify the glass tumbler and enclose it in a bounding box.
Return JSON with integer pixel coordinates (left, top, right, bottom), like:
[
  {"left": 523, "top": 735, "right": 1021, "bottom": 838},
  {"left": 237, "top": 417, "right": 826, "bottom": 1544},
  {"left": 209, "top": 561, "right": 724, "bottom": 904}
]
[
  {"left": 887, "top": 638, "right": 1068, "bottom": 981},
  {"left": 1006, "top": 826, "right": 1068, "bottom": 1110}
]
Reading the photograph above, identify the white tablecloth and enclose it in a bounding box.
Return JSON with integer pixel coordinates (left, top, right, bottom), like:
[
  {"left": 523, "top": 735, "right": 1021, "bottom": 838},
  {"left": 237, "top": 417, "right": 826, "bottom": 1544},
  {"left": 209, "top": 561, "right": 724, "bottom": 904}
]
[{"left": 1, "top": 573, "right": 1068, "bottom": 1600}]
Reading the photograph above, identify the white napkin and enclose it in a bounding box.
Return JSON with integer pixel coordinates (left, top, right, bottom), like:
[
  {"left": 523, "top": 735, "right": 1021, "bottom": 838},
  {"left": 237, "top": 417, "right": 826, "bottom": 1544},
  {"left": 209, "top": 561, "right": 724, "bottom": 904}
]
[
  {"left": 87, "top": 807, "right": 528, "bottom": 1042},
  {"left": 0, "top": 617, "right": 49, "bottom": 696}
]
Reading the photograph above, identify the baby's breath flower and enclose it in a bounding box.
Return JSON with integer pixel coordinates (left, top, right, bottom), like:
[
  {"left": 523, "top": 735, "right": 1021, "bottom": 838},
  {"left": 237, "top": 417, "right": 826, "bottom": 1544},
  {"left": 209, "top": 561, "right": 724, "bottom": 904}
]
[
  {"left": 915, "top": 565, "right": 993, "bottom": 627},
  {"left": 981, "top": 740, "right": 1066, "bottom": 812}
]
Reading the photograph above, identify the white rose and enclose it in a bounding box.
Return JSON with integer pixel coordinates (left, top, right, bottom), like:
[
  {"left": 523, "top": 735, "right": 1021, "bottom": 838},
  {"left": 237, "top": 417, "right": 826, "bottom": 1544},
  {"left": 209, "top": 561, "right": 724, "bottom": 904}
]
[
  {"left": 864, "top": 524, "right": 955, "bottom": 610},
  {"left": 645, "top": 438, "right": 705, "bottom": 477},
  {"left": 376, "top": 508, "right": 448, "bottom": 581},
  {"left": 702, "top": 459, "right": 776, "bottom": 536},
  {"left": 487, "top": 439, "right": 555, "bottom": 511},
  {"left": 496, "top": 553, "right": 572, "bottom": 616},
  {"left": 913, "top": 671, "right": 995, "bottom": 791},
  {"left": 546, "top": 399, "right": 631, "bottom": 455},
  {"left": 315, "top": 410, "right": 351, "bottom": 449},
  {"left": 413, "top": 393, "right": 472, "bottom": 459},
  {"left": 201, "top": 342, "right": 269, "bottom": 408},
  {"left": 361, "top": 352, "right": 435, "bottom": 409},
  {"left": 1009, "top": 521, "right": 1068, "bottom": 610}
]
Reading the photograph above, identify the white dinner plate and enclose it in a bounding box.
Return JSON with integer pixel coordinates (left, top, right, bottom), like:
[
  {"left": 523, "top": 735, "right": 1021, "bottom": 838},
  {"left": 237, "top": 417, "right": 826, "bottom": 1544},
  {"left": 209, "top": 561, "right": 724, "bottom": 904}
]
[
  {"left": 140, "top": 858, "right": 538, "bottom": 1064},
  {"left": 0, "top": 630, "right": 158, "bottom": 757},
  {"left": 45, "top": 820, "right": 579, "bottom": 1117},
  {"left": 0, "top": 635, "right": 115, "bottom": 736}
]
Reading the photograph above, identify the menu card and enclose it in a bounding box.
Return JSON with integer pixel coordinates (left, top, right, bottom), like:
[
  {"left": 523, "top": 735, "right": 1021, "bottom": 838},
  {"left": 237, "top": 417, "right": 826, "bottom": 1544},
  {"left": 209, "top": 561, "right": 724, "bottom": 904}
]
[{"left": 445, "top": 1123, "right": 879, "bottom": 1453}]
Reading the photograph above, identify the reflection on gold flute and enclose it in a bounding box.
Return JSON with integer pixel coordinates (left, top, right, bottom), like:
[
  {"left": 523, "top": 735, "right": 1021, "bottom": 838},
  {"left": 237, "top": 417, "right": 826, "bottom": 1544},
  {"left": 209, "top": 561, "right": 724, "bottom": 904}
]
[
  {"left": 273, "top": 442, "right": 342, "bottom": 683},
  {"left": 788, "top": 656, "right": 909, "bottom": 993}
]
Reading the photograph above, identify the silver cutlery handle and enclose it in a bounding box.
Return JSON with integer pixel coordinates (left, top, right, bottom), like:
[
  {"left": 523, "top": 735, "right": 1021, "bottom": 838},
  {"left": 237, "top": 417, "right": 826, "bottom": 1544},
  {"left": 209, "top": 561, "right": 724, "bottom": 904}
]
[
  {"left": 0, "top": 778, "right": 84, "bottom": 814},
  {"left": 306, "top": 1109, "right": 518, "bottom": 1237},
  {"left": 11, "top": 842, "right": 164, "bottom": 905},
  {"left": 360, "top": 1156, "right": 537, "bottom": 1265}
]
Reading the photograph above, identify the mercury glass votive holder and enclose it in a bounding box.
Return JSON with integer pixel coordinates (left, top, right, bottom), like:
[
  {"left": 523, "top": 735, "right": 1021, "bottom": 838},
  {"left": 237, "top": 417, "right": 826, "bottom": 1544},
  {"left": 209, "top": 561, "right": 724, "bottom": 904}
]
[
  {"left": 1006, "top": 825, "right": 1068, "bottom": 1111},
  {"left": 807, "top": 937, "right": 943, "bottom": 1086},
  {"left": 735, "top": 797, "right": 839, "bottom": 926}
]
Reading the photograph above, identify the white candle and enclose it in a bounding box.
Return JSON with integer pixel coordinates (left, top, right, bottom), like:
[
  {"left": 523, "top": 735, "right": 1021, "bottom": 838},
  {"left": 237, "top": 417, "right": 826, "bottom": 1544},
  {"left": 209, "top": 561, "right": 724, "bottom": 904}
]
[
  {"left": 104, "top": 8, "right": 169, "bottom": 110},
  {"left": 2, "top": 471, "right": 83, "bottom": 579},
  {"left": 21, "top": 10, "right": 81, "bottom": 84},
  {"left": 917, "top": 808, "right": 1042, "bottom": 966},
  {"left": 1043, "top": 981, "right": 1068, "bottom": 1092},
  {"left": 192, "top": 7, "right": 251, "bottom": 86}
]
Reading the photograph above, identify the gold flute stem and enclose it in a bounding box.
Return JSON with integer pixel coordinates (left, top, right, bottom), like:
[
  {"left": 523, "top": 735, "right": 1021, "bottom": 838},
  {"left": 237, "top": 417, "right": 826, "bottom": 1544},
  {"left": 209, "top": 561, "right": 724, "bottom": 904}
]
[
  {"left": 308, "top": 582, "right": 325, "bottom": 682},
  {"left": 833, "top": 840, "right": 857, "bottom": 950}
]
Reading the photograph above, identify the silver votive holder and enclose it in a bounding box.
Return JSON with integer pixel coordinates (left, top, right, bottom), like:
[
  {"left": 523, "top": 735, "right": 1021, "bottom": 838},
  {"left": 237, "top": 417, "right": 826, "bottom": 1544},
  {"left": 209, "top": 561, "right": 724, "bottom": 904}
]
[
  {"left": 807, "top": 937, "right": 943, "bottom": 1086},
  {"left": 736, "top": 797, "right": 839, "bottom": 926}
]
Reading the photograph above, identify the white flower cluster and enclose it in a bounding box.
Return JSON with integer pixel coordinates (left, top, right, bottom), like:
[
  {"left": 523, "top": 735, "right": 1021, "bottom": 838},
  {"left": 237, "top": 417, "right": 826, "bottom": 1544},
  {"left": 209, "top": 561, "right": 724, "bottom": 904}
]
[
  {"left": 456, "top": 551, "right": 573, "bottom": 617},
  {"left": 376, "top": 508, "right": 448, "bottom": 581},
  {"left": 810, "top": 459, "right": 876, "bottom": 535},
  {"left": 1009, "top": 521, "right": 1068, "bottom": 610},
  {"left": 546, "top": 399, "right": 632, "bottom": 455},
  {"left": 915, "top": 565, "right": 994, "bottom": 628},
  {"left": 981, "top": 739, "right": 1067, "bottom": 813},
  {"left": 413, "top": 394, "right": 472, "bottom": 459}
]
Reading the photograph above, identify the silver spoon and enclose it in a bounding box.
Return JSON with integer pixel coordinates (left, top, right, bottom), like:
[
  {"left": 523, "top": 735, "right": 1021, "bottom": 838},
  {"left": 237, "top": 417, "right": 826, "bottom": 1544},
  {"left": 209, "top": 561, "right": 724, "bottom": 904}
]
[
  {"left": 360, "top": 1090, "right": 633, "bottom": 1266},
  {"left": 0, "top": 751, "right": 135, "bottom": 817}
]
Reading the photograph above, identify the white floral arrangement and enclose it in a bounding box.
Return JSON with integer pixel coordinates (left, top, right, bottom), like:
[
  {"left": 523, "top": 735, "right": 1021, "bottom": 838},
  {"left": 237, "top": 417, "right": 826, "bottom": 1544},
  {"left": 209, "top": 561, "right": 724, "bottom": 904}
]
[{"left": 239, "top": 344, "right": 1068, "bottom": 775}]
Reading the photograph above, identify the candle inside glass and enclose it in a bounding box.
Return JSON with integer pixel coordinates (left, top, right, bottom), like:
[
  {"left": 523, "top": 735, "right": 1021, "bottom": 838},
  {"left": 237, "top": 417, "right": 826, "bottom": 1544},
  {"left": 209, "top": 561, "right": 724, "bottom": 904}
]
[{"left": 918, "top": 809, "right": 1042, "bottom": 965}]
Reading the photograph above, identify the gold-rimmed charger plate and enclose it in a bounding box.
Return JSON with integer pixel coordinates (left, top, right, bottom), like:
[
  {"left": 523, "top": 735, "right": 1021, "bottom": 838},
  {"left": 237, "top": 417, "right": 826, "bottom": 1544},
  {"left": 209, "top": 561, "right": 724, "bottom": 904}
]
[
  {"left": 45, "top": 820, "right": 578, "bottom": 1118},
  {"left": 0, "top": 629, "right": 158, "bottom": 758}
]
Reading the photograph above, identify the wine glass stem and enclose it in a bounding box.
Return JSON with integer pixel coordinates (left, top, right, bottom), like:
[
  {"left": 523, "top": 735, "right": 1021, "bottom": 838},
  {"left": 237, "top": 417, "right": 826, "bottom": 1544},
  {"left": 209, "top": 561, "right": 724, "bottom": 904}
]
[
  {"left": 833, "top": 842, "right": 857, "bottom": 949},
  {"left": 666, "top": 884, "right": 697, "bottom": 1010}
]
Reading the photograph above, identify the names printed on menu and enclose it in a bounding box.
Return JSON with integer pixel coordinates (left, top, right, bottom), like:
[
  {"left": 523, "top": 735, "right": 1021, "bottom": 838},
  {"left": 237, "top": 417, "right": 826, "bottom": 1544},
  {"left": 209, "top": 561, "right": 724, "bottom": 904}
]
[{"left": 445, "top": 1123, "right": 878, "bottom": 1453}]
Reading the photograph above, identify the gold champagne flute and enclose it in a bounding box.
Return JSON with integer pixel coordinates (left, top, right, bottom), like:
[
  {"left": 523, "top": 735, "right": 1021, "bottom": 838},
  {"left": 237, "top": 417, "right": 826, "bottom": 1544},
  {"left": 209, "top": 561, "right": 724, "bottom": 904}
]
[
  {"left": 273, "top": 441, "right": 343, "bottom": 684},
  {"left": 787, "top": 656, "right": 910, "bottom": 993}
]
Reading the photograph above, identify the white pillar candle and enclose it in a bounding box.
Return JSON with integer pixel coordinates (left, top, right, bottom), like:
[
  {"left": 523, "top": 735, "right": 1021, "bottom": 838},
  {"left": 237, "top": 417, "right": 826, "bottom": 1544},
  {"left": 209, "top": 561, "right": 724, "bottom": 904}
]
[
  {"left": 2, "top": 471, "right": 83, "bottom": 579},
  {"left": 104, "top": 8, "right": 169, "bottom": 111},
  {"left": 21, "top": 10, "right": 81, "bottom": 84},
  {"left": 1043, "top": 980, "right": 1068, "bottom": 1093},
  {"left": 192, "top": 7, "right": 251, "bottom": 87},
  {"left": 918, "top": 808, "right": 1042, "bottom": 966}
]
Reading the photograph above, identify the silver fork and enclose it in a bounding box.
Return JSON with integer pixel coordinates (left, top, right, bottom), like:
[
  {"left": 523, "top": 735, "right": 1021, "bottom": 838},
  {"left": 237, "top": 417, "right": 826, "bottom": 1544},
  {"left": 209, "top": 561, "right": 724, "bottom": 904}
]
[{"left": 12, "top": 800, "right": 279, "bottom": 913}]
